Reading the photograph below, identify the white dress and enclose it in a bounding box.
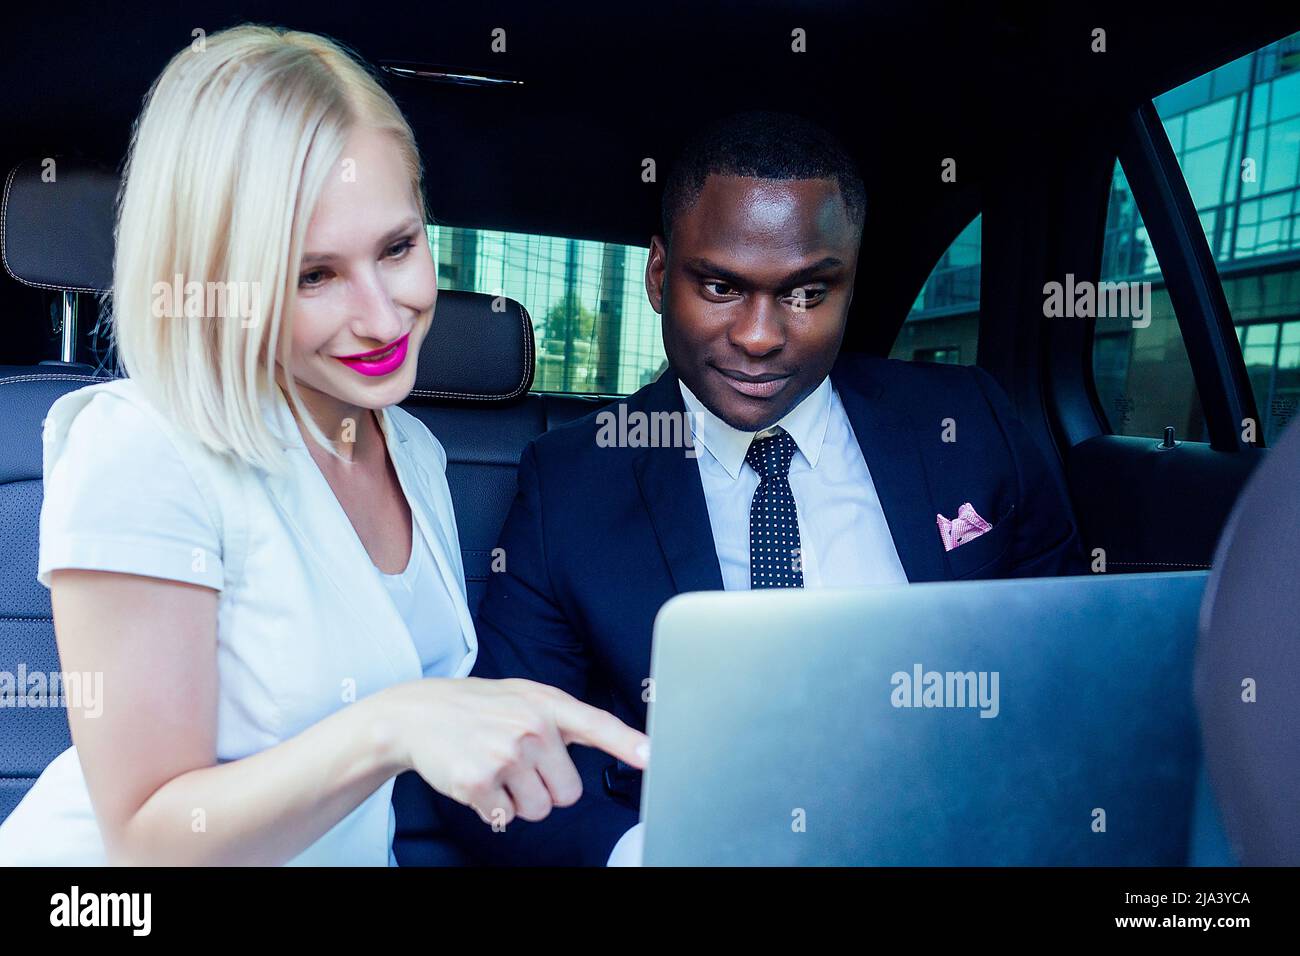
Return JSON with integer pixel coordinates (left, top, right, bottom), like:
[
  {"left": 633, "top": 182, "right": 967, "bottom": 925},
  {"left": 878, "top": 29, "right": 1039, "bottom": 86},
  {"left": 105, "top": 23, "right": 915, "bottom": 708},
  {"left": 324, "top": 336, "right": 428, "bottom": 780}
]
[{"left": 0, "top": 378, "right": 476, "bottom": 865}]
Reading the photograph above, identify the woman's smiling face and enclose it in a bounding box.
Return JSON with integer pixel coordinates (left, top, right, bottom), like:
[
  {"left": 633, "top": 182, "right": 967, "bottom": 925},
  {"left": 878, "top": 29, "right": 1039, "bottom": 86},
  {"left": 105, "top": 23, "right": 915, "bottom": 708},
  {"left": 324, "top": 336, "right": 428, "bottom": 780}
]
[{"left": 281, "top": 124, "right": 435, "bottom": 414}]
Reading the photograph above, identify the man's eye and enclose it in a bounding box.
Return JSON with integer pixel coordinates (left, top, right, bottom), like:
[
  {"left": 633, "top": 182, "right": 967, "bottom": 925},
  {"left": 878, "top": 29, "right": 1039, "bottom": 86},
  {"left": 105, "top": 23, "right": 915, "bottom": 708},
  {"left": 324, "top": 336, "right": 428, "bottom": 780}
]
[
  {"left": 703, "top": 280, "right": 738, "bottom": 297},
  {"left": 786, "top": 286, "right": 827, "bottom": 306}
]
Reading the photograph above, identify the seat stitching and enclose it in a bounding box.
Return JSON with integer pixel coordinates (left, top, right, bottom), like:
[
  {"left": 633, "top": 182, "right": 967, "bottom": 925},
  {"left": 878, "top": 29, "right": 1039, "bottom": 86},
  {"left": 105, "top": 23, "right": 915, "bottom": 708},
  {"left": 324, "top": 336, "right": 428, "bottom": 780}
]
[
  {"left": 1, "top": 160, "right": 105, "bottom": 293},
  {"left": 0, "top": 374, "right": 111, "bottom": 386},
  {"left": 407, "top": 300, "right": 535, "bottom": 402}
]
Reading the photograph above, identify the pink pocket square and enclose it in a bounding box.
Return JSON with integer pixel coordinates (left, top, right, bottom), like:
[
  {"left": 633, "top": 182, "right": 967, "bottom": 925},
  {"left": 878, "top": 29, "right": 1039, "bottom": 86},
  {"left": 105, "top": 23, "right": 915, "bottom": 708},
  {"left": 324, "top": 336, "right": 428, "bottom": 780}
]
[{"left": 936, "top": 502, "right": 992, "bottom": 552}]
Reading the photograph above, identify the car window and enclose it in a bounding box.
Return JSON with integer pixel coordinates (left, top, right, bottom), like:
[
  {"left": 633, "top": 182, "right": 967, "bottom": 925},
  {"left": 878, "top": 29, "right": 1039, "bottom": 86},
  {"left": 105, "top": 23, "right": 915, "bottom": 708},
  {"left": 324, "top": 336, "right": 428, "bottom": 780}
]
[
  {"left": 428, "top": 225, "right": 666, "bottom": 394},
  {"left": 890, "top": 214, "right": 980, "bottom": 365},
  {"left": 1092, "top": 162, "right": 1208, "bottom": 441},
  {"left": 1092, "top": 30, "right": 1300, "bottom": 444}
]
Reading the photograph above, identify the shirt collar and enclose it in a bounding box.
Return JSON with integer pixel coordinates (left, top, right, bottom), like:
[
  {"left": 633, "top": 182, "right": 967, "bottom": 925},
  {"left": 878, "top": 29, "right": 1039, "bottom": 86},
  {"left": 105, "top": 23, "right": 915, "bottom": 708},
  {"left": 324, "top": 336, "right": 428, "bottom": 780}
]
[{"left": 678, "top": 375, "right": 832, "bottom": 480}]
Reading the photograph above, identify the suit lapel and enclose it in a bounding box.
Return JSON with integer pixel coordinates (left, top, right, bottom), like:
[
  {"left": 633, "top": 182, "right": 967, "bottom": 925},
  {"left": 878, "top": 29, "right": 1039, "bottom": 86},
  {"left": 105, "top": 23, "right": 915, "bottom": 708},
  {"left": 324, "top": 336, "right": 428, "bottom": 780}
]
[
  {"left": 832, "top": 357, "right": 949, "bottom": 583},
  {"left": 631, "top": 373, "right": 725, "bottom": 595}
]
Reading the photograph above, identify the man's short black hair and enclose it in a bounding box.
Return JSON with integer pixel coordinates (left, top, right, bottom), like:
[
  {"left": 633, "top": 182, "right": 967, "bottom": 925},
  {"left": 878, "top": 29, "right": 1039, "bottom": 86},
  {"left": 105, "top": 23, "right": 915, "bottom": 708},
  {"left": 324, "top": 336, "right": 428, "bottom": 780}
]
[{"left": 660, "top": 110, "right": 866, "bottom": 240}]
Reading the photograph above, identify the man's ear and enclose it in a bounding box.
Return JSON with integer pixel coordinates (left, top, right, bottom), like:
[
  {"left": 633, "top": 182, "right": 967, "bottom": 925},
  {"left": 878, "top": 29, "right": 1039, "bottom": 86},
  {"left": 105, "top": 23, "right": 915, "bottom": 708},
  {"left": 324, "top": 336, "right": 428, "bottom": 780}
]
[{"left": 645, "top": 235, "right": 668, "bottom": 314}]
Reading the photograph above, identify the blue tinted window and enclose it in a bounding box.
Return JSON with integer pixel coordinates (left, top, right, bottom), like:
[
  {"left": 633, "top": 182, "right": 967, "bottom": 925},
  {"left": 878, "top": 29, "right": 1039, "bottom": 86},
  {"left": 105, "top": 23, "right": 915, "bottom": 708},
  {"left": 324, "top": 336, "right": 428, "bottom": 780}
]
[{"left": 1095, "top": 30, "right": 1300, "bottom": 444}]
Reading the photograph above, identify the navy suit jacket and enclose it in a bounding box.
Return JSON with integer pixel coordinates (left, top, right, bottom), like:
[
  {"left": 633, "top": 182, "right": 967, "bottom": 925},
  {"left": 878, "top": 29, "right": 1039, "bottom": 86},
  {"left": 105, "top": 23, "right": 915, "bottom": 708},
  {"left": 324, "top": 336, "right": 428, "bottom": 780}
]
[{"left": 431, "top": 353, "right": 1088, "bottom": 864}]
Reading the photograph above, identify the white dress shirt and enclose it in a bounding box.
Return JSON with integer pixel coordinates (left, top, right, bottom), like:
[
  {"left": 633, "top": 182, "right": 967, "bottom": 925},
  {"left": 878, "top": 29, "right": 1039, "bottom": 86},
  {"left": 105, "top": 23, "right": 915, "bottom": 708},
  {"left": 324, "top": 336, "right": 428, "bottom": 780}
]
[
  {"left": 680, "top": 375, "right": 908, "bottom": 591},
  {"left": 609, "top": 375, "right": 909, "bottom": 865}
]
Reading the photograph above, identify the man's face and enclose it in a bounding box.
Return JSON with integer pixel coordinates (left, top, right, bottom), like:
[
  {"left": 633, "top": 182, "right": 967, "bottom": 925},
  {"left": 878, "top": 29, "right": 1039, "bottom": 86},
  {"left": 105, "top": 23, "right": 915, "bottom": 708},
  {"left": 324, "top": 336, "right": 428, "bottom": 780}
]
[{"left": 646, "top": 174, "right": 860, "bottom": 432}]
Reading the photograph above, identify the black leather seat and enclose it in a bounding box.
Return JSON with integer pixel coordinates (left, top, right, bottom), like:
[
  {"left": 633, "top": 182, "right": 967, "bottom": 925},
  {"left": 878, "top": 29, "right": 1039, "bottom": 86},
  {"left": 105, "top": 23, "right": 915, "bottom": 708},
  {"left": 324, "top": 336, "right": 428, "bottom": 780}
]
[
  {"left": 399, "top": 293, "right": 609, "bottom": 611},
  {"left": 394, "top": 301, "right": 609, "bottom": 862},
  {"left": 0, "top": 367, "right": 111, "bottom": 820},
  {"left": 1194, "top": 417, "right": 1300, "bottom": 865},
  {"left": 393, "top": 295, "right": 612, "bottom": 864},
  {"left": 0, "top": 160, "right": 612, "bottom": 859},
  {"left": 0, "top": 158, "right": 120, "bottom": 820}
]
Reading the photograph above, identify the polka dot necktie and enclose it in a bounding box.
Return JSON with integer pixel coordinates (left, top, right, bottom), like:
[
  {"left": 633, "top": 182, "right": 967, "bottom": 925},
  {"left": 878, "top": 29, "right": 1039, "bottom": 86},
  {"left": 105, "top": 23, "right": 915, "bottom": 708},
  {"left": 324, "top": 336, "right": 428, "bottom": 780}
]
[{"left": 746, "top": 428, "right": 804, "bottom": 589}]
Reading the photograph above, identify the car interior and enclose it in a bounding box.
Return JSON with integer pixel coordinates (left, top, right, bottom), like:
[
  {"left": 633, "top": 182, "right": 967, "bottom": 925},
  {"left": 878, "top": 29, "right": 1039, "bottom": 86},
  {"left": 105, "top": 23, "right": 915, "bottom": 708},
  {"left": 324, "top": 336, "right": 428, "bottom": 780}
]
[{"left": 2, "top": 3, "right": 1298, "bottom": 865}]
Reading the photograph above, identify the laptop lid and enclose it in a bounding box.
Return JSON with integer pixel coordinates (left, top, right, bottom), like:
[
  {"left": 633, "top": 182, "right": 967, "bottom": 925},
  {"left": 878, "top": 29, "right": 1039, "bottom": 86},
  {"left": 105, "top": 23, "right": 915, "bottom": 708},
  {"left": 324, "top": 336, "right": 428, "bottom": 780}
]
[{"left": 641, "top": 571, "right": 1208, "bottom": 865}]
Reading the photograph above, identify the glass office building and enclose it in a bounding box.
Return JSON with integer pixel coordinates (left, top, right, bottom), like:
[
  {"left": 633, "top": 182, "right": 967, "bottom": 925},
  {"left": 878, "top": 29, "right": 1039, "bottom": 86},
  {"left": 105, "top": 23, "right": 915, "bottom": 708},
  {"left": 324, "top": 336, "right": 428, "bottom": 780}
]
[
  {"left": 890, "top": 215, "right": 981, "bottom": 367},
  {"left": 428, "top": 226, "right": 668, "bottom": 394},
  {"left": 898, "top": 30, "right": 1300, "bottom": 445}
]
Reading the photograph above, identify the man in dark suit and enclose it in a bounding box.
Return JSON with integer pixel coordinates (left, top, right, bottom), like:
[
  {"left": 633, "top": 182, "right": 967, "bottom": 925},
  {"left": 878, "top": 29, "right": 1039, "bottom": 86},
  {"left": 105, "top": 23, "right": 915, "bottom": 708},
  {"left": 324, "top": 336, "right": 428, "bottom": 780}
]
[{"left": 442, "top": 110, "right": 1087, "bottom": 864}]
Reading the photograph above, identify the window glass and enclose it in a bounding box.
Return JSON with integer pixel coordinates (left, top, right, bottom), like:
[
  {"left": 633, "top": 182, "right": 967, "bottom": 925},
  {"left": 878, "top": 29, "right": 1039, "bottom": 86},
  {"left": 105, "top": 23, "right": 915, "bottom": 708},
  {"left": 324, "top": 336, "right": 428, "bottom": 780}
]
[
  {"left": 1093, "top": 30, "right": 1300, "bottom": 444},
  {"left": 1093, "top": 163, "right": 1207, "bottom": 440},
  {"left": 891, "top": 214, "right": 980, "bottom": 364},
  {"left": 428, "top": 225, "right": 666, "bottom": 394}
]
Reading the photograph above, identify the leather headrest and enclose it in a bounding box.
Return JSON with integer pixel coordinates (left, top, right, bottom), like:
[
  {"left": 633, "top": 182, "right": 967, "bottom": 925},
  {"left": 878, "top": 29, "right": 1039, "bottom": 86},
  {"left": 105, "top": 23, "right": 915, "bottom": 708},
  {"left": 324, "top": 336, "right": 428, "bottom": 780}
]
[
  {"left": 411, "top": 290, "right": 535, "bottom": 403},
  {"left": 1, "top": 157, "right": 116, "bottom": 293}
]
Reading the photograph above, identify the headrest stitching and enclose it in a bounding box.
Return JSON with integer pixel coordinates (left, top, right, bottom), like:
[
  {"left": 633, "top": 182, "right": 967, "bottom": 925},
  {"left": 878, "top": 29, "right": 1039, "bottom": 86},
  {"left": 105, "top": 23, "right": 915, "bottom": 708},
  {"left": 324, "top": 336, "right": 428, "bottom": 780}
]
[
  {"left": 1, "top": 159, "right": 108, "bottom": 293},
  {"left": 407, "top": 299, "right": 535, "bottom": 403}
]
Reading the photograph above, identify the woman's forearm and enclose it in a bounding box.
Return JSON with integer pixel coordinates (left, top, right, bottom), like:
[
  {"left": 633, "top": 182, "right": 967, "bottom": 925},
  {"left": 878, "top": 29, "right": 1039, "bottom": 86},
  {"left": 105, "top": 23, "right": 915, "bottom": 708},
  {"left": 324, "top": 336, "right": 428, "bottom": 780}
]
[{"left": 109, "top": 689, "right": 409, "bottom": 866}]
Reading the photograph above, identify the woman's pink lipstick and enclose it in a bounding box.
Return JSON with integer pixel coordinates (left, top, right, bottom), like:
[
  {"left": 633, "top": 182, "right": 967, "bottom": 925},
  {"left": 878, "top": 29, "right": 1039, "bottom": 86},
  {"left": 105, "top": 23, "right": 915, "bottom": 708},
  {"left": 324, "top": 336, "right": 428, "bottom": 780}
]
[{"left": 334, "top": 333, "right": 410, "bottom": 377}]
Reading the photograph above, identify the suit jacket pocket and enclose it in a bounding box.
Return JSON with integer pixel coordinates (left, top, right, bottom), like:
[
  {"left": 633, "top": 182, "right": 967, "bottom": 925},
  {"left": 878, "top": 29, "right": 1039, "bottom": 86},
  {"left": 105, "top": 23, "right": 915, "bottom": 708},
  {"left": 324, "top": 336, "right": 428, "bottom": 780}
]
[{"left": 945, "top": 503, "right": 1015, "bottom": 579}]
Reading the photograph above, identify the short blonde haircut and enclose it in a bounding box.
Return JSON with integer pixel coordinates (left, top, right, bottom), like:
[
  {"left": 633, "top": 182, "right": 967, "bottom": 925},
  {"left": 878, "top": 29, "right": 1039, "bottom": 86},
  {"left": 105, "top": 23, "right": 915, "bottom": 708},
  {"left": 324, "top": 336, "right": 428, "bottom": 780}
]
[{"left": 110, "top": 23, "right": 427, "bottom": 473}]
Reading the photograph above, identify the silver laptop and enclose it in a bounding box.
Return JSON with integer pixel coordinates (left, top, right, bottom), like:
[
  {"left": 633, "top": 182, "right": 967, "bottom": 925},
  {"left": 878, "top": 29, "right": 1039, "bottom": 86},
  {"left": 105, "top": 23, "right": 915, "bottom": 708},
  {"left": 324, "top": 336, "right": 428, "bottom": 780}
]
[{"left": 640, "top": 571, "right": 1209, "bottom": 865}]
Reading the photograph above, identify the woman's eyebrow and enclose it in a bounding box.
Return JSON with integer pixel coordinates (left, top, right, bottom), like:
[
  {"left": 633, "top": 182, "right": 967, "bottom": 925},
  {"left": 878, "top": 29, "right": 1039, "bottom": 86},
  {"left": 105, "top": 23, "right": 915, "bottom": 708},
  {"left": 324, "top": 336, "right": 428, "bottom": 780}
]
[{"left": 301, "top": 216, "right": 424, "bottom": 266}]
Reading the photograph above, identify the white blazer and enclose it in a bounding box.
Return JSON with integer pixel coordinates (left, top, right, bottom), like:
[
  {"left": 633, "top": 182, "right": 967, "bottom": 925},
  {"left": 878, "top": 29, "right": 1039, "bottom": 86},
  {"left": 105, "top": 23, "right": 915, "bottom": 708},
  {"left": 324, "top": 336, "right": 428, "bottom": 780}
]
[{"left": 0, "top": 378, "right": 477, "bottom": 865}]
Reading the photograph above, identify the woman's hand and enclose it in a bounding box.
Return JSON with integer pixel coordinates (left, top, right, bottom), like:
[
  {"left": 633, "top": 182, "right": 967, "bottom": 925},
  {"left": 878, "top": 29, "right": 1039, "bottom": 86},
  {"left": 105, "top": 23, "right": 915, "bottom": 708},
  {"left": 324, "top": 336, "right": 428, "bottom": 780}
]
[{"left": 384, "top": 677, "right": 649, "bottom": 827}]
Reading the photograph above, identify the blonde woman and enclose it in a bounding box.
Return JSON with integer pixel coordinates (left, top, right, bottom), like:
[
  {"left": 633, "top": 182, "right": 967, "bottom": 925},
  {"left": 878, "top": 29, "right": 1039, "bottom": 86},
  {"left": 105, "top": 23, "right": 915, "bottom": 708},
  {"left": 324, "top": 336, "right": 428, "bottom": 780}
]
[{"left": 0, "top": 24, "right": 646, "bottom": 866}]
